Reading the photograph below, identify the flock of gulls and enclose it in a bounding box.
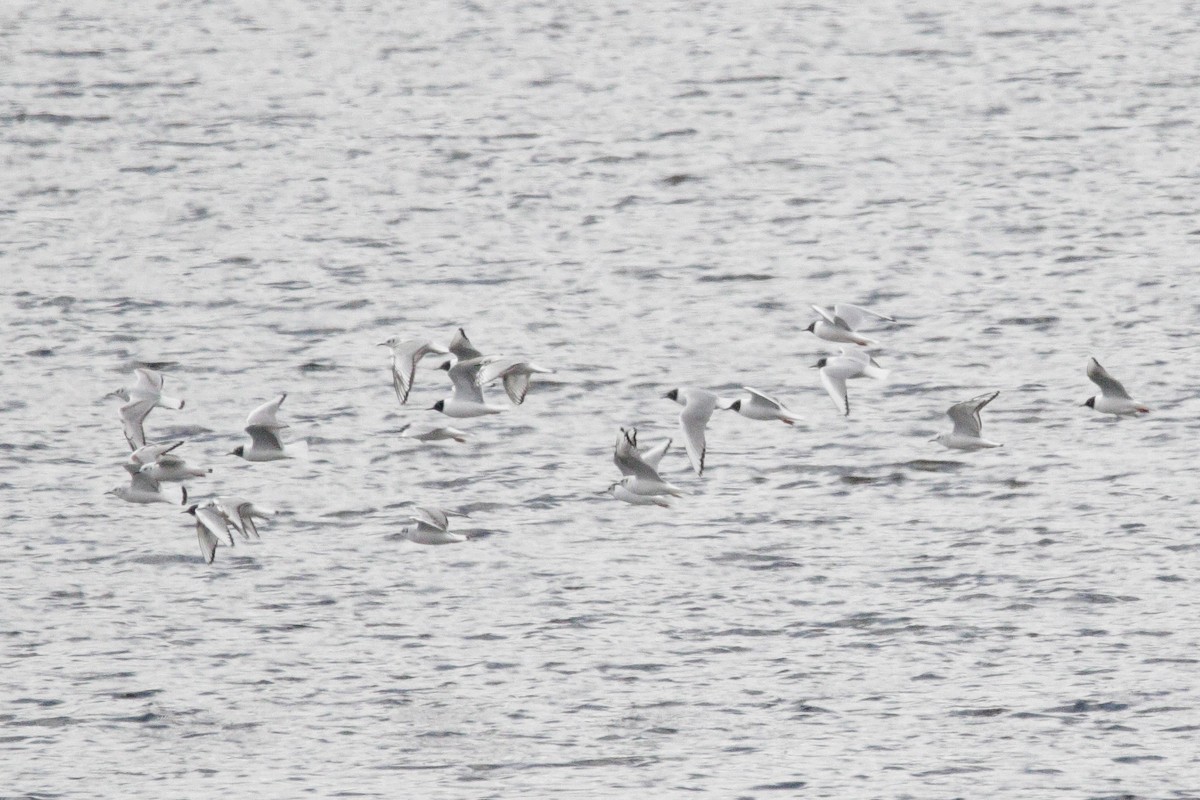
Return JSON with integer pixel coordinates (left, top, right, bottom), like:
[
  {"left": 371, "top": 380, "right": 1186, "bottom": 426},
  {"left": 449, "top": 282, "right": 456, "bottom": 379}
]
[{"left": 105, "top": 307, "right": 1150, "bottom": 564}]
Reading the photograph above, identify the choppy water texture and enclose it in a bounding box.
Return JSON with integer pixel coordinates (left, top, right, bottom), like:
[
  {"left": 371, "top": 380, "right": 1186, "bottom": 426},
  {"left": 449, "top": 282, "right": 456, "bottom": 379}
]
[{"left": 4, "top": 0, "right": 1200, "bottom": 796}]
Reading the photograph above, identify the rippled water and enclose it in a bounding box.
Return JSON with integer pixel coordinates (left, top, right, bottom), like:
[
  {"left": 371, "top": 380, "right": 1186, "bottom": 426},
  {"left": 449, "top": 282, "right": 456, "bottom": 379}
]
[{"left": 4, "top": 1, "right": 1200, "bottom": 796}]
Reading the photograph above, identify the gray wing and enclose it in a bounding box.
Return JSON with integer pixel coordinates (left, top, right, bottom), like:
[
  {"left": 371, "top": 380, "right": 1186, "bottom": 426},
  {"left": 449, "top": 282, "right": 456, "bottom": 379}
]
[
  {"left": 246, "top": 424, "right": 285, "bottom": 452},
  {"left": 614, "top": 430, "right": 663, "bottom": 481},
  {"left": 1086, "top": 357, "right": 1131, "bottom": 399},
  {"left": 833, "top": 303, "right": 894, "bottom": 329},
  {"left": 412, "top": 506, "right": 450, "bottom": 531},
  {"left": 390, "top": 351, "right": 419, "bottom": 405},
  {"left": 447, "top": 359, "right": 485, "bottom": 403},
  {"left": 449, "top": 328, "right": 484, "bottom": 360},
  {"left": 743, "top": 386, "right": 785, "bottom": 411},
  {"left": 947, "top": 391, "right": 997, "bottom": 436},
  {"left": 119, "top": 398, "right": 155, "bottom": 450},
  {"left": 129, "top": 440, "right": 184, "bottom": 465},
  {"left": 129, "top": 470, "right": 161, "bottom": 493},
  {"left": 502, "top": 372, "right": 531, "bottom": 405},
  {"left": 196, "top": 522, "right": 219, "bottom": 564},
  {"left": 820, "top": 369, "right": 850, "bottom": 416}
]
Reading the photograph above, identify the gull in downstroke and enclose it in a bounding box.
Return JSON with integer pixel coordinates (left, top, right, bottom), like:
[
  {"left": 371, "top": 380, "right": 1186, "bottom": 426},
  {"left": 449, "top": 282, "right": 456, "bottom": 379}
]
[
  {"left": 812, "top": 349, "right": 889, "bottom": 417},
  {"left": 664, "top": 387, "right": 722, "bottom": 476},
  {"left": 806, "top": 304, "right": 894, "bottom": 347},
  {"left": 184, "top": 501, "right": 235, "bottom": 564},
  {"left": 214, "top": 496, "right": 275, "bottom": 539},
  {"left": 475, "top": 356, "right": 555, "bottom": 405},
  {"left": 378, "top": 336, "right": 449, "bottom": 406},
  {"left": 934, "top": 391, "right": 1003, "bottom": 450},
  {"left": 111, "top": 368, "right": 186, "bottom": 450},
  {"left": 1083, "top": 357, "right": 1150, "bottom": 416}
]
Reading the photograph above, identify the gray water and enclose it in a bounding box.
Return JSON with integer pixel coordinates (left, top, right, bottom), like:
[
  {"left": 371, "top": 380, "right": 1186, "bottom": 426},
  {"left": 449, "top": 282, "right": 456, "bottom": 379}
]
[{"left": 3, "top": 0, "right": 1200, "bottom": 796}]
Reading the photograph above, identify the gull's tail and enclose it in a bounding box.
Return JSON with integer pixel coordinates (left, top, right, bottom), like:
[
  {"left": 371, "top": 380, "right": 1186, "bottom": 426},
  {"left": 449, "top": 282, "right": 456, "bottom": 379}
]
[{"left": 160, "top": 394, "right": 186, "bottom": 410}]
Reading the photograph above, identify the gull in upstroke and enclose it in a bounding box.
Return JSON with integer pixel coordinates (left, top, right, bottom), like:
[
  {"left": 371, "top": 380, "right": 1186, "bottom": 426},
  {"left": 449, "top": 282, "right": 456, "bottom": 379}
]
[
  {"left": 1083, "top": 357, "right": 1150, "bottom": 416},
  {"left": 605, "top": 427, "right": 683, "bottom": 507},
  {"left": 230, "top": 393, "right": 308, "bottom": 461},
  {"left": 934, "top": 391, "right": 1003, "bottom": 450}
]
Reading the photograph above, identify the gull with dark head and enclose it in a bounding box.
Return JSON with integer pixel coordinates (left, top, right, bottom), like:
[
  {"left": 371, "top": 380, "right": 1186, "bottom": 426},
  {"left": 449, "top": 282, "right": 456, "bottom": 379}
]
[
  {"left": 934, "top": 391, "right": 1003, "bottom": 450},
  {"left": 1084, "top": 357, "right": 1149, "bottom": 416},
  {"left": 663, "top": 388, "right": 723, "bottom": 476},
  {"left": 812, "top": 348, "right": 889, "bottom": 417},
  {"left": 430, "top": 358, "right": 507, "bottom": 418},
  {"left": 184, "top": 501, "right": 235, "bottom": 564},
  {"left": 806, "top": 304, "right": 894, "bottom": 347},
  {"left": 231, "top": 393, "right": 308, "bottom": 461},
  {"left": 724, "top": 387, "right": 797, "bottom": 425},
  {"left": 377, "top": 336, "right": 449, "bottom": 406}
]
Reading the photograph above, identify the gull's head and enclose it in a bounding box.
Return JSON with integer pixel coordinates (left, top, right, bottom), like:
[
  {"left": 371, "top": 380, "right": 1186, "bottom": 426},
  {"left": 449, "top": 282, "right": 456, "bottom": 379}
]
[
  {"left": 106, "top": 388, "right": 130, "bottom": 401},
  {"left": 183, "top": 503, "right": 199, "bottom": 515},
  {"left": 805, "top": 321, "right": 817, "bottom": 333},
  {"left": 438, "top": 360, "right": 453, "bottom": 372},
  {"left": 377, "top": 337, "right": 399, "bottom": 348},
  {"left": 930, "top": 434, "right": 944, "bottom": 443},
  {"left": 726, "top": 399, "right": 742, "bottom": 412},
  {"left": 663, "top": 388, "right": 679, "bottom": 402},
  {"left": 812, "top": 357, "right": 828, "bottom": 369},
  {"left": 1083, "top": 397, "right": 1096, "bottom": 408},
  {"left": 430, "top": 400, "right": 445, "bottom": 413},
  {"left": 229, "top": 445, "right": 245, "bottom": 458}
]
